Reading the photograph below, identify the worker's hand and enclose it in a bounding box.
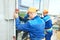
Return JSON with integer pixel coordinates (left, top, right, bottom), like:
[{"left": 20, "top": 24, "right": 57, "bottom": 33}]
[
  {"left": 14, "top": 9, "right": 19, "bottom": 19},
  {"left": 15, "top": 9, "right": 19, "bottom": 13},
  {"left": 14, "top": 12, "right": 18, "bottom": 19}
]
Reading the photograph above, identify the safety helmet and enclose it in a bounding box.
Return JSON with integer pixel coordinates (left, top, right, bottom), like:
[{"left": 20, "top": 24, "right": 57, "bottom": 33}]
[
  {"left": 43, "top": 9, "right": 48, "bottom": 14},
  {"left": 28, "top": 7, "right": 38, "bottom": 13}
]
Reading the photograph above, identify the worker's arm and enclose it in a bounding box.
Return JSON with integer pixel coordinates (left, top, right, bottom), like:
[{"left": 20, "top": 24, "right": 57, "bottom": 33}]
[
  {"left": 14, "top": 10, "right": 30, "bottom": 31},
  {"left": 19, "top": 14, "right": 29, "bottom": 22},
  {"left": 15, "top": 17, "right": 30, "bottom": 31},
  {"left": 24, "top": 14, "right": 29, "bottom": 19},
  {"left": 24, "top": 14, "right": 29, "bottom": 22}
]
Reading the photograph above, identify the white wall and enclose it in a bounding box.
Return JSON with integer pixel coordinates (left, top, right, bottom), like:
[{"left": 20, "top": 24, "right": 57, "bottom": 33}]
[
  {"left": 49, "top": 0, "right": 60, "bottom": 15},
  {"left": 0, "top": 0, "right": 7, "bottom": 40},
  {"left": 0, "top": 0, "right": 15, "bottom": 40},
  {"left": 40, "top": 0, "right": 49, "bottom": 13}
]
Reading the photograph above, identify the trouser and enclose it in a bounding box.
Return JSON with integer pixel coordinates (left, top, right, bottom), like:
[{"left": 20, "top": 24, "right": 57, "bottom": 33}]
[
  {"left": 16, "top": 30, "right": 28, "bottom": 40},
  {"left": 22, "top": 32, "right": 28, "bottom": 40},
  {"left": 16, "top": 30, "right": 21, "bottom": 40},
  {"left": 45, "top": 28, "right": 53, "bottom": 40}
]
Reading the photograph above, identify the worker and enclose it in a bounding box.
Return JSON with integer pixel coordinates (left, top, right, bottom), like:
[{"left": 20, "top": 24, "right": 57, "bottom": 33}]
[
  {"left": 15, "top": 9, "right": 29, "bottom": 40},
  {"left": 42, "top": 9, "right": 53, "bottom": 40},
  {"left": 15, "top": 9, "right": 19, "bottom": 40},
  {"left": 14, "top": 7, "right": 45, "bottom": 40},
  {"left": 19, "top": 10, "right": 38, "bottom": 40},
  {"left": 19, "top": 14, "right": 29, "bottom": 40},
  {"left": 21, "top": 10, "right": 38, "bottom": 40}
]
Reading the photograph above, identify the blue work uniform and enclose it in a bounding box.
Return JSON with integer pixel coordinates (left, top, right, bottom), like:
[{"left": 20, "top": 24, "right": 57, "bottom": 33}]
[
  {"left": 19, "top": 14, "right": 29, "bottom": 22},
  {"left": 19, "top": 14, "right": 29, "bottom": 40},
  {"left": 16, "top": 14, "right": 29, "bottom": 40},
  {"left": 16, "top": 16, "right": 45, "bottom": 40},
  {"left": 43, "top": 15, "right": 53, "bottom": 40}
]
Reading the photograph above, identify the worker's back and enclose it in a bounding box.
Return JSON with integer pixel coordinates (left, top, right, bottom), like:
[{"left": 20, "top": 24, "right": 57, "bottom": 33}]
[
  {"left": 28, "top": 16, "right": 45, "bottom": 39},
  {"left": 43, "top": 15, "right": 52, "bottom": 29}
]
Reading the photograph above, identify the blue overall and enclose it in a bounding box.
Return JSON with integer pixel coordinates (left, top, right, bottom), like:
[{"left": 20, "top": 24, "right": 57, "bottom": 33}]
[
  {"left": 19, "top": 14, "right": 29, "bottom": 39},
  {"left": 16, "top": 16, "right": 45, "bottom": 40},
  {"left": 19, "top": 14, "right": 29, "bottom": 22},
  {"left": 43, "top": 15, "right": 53, "bottom": 40}
]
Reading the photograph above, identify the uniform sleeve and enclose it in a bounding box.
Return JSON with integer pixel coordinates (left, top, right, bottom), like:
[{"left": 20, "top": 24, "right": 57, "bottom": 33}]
[
  {"left": 19, "top": 14, "right": 29, "bottom": 22},
  {"left": 43, "top": 16, "right": 50, "bottom": 22},
  {"left": 24, "top": 14, "right": 29, "bottom": 19},
  {"left": 15, "top": 17, "right": 30, "bottom": 31},
  {"left": 23, "top": 14, "right": 29, "bottom": 22}
]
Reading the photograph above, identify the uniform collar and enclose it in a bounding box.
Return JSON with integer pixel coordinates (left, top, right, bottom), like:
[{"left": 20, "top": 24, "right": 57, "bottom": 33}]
[
  {"left": 32, "top": 15, "right": 39, "bottom": 20},
  {"left": 44, "top": 15, "right": 48, "bottom": 17}
]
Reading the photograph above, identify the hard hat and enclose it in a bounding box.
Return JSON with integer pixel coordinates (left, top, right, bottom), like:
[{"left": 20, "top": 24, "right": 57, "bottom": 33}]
[
  {"left": 43, "top": 9, "right": 48, "bottom": 14},
  {"left": 28, "top": 7, "right": 37, "bottom": 13}
]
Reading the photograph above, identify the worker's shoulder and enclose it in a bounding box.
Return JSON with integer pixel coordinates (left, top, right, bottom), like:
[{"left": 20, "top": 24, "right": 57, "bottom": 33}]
[
  {"left": 27, "top": 18, "right": 44, "bottom": 26},
  {"left": 27, "top": 20, "right": 35, "bottom": 25},
  {"left": 45, "top": 15, "right": 50, "bottom": 18},
  {"left": 44, "top": 15, "right": 51, "bottom": 20}
]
